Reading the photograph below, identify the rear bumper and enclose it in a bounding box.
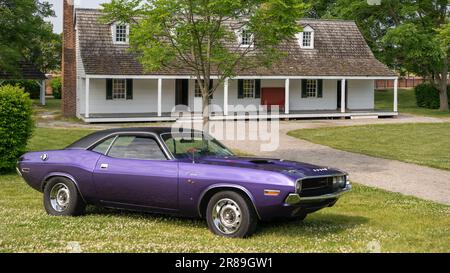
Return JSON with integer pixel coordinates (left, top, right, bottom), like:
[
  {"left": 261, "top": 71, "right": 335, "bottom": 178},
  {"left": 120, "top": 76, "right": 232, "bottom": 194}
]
[{"left": 285, "top": 182, "right": 352, "bottom": 205}]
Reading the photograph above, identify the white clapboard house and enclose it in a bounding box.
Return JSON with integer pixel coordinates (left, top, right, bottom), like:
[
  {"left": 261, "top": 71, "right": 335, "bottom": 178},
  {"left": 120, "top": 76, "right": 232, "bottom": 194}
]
[{"left": 62, "top": 5, "right": 399, "bottom": 122}]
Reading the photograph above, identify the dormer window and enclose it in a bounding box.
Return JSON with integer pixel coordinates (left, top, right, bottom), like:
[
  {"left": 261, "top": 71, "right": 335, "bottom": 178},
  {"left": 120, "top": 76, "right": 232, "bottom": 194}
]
[
  {"left": 113, "top": 23, "right": 129, "bottom": 44},
  {"left": 240, "top": 28, "right": 254, "bottom": 47},
  {"left": 302, "top": 31, "right": 312, "bottom": 47},
  {"left": 297, "top": 25, "right": 314, "bottom": 49}
]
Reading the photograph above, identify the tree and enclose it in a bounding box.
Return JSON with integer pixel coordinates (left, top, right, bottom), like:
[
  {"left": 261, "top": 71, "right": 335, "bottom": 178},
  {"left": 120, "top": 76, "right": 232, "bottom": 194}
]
[
  {"left": 319, "top": 0, "right": 449, "bottom": 111},
  {"left": 29, "top": 32, "right": 62, "bottom": 73},
  {"left": 303, "top": 0, "right": 335, "bottom": 18},
  {"left": 102, "top": 0, "right": 307, "bottom": 128},
  {"left": 0, "top": 0, "right": 56, "bottom": 75}
]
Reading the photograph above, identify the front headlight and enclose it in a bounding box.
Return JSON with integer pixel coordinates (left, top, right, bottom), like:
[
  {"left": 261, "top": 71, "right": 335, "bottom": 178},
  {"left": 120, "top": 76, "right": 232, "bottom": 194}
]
[
  {"left": 333, "top": 175, "right": 347, "bottom": 188},
  {"left": 295, "top": 180, "right": 302, "bottom": 193}
]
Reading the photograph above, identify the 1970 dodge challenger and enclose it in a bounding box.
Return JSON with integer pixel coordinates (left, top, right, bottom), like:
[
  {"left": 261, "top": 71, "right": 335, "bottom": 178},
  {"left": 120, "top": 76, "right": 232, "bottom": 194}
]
[{"left": 17, "top": 127, "right": 351, "bottom": 238}]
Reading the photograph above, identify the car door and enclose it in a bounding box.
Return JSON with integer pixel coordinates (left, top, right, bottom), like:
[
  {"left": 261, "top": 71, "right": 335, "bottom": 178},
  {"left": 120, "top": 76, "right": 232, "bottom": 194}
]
[{"left": 92, "top": 134, "right": 179, "bottom": 210}]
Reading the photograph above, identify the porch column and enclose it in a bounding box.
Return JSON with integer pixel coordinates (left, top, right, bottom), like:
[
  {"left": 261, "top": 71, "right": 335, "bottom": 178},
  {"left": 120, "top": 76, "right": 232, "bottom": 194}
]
[
  {"left": 285, "top": 78, "right": 290, "bottom": 114},
  {"left": 341, "top": 79, "right": 346, "bottom": 113},
  {"left": 40, "top": 80, "right": 46, "bottom": 106},
  {"left": 223, "top": 78, "right": 229, "bottom": 116},
  {"left": 157, "top": 78, "right": 162, "bottom": 117},
  {"left": 85, "top": 77, "right": 90, "bottom": 118},
  {"left": 393, "top": 78, "right": 398, "bottom": 112}
]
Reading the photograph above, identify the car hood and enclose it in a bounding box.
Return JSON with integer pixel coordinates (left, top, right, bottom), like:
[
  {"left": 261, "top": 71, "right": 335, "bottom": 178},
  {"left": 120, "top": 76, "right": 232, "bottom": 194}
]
[{"left": 191, "top": 156, "right": 344, "bottom": 178}]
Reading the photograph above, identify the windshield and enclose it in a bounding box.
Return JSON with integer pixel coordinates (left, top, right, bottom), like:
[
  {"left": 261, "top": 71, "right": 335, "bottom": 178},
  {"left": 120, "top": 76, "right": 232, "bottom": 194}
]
[{"left": 161, "top": 132, "right": 234, "bottom": 159}]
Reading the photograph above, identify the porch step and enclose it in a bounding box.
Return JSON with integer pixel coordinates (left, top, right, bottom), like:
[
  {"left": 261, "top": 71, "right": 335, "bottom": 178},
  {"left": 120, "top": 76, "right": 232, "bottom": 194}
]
[{"left": 350, "top": 115, "right": 379, "bottom": 120}]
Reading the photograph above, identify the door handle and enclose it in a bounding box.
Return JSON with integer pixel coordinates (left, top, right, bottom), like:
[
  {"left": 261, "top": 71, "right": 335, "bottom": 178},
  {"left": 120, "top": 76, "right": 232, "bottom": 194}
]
[
  {"left": 188, "top": 172, "right": 199, "bottom": 176},
  {"left": 100, "top": 163, "right": 109, "bottom": 169}
]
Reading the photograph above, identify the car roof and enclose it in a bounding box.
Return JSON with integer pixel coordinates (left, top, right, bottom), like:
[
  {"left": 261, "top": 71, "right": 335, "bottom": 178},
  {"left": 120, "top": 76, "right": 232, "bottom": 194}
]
[{"left": 65, "top": 127, "right": 203, "bottom": 150}]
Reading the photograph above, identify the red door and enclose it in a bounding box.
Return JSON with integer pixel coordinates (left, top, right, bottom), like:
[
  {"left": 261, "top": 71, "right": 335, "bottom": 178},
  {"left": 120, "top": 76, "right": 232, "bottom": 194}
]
[{"left": 261, "top": 88, "right": 285, "bottom": 111}]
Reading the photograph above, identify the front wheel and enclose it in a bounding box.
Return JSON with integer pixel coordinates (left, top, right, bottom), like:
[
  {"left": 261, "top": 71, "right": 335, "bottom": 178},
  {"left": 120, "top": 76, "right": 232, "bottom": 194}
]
[
  {"left": 206, "top": 191, "right": 257, "bottom": 238},
  {"left": 43, "top": 177, "right": 86, "bottom": 216}
]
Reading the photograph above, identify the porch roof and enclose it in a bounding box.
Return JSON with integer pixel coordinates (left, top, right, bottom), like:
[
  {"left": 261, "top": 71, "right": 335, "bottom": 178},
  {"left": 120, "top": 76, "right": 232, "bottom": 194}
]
[
  {"left": 0, "top": 62, "right": 46, "bottom": 80},
  {"left": 76, "top": 9, "right": 396, "bottom": 78}
]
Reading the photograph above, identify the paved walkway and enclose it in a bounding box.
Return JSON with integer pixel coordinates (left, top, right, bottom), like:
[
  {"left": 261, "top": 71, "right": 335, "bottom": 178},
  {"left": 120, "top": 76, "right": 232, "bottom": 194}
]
[{"left": 220, "top": 115, "right": 450, "bottom": 205}]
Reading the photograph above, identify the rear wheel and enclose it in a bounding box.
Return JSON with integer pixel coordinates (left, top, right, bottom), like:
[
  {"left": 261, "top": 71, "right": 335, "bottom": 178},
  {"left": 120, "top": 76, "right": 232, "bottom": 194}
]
[
  {"left": 43, "top": 177, "right": 86, "bottom": 216},
  {"left": 206, "top": 191, "right": 257, "bottom": 238},
  {"left": 292, "top": 212, "right": 307, "bottom": 221}
]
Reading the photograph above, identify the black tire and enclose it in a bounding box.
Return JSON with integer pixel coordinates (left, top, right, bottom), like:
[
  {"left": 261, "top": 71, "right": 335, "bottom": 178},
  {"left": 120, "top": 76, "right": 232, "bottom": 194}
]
[
  {"left": 43, "top": 177, "right": 86, "bottom": 216},
  {"left": 206, "top": 191, "right": 257, "bottom": 238},
  {"left": 291, "top": 212, "right": 307, "bottom": 221}
]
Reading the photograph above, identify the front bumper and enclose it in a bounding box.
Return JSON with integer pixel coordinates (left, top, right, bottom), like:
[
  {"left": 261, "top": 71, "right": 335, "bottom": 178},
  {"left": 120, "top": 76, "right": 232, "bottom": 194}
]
[{"left": 285, "top": 182, "right": 352, "bottom": 205}]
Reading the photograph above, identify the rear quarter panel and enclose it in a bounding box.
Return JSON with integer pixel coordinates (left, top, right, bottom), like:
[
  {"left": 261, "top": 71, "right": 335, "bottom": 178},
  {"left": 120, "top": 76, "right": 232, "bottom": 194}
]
[{"left": 19, "top": 149, "right": 101, "bottom": 203}]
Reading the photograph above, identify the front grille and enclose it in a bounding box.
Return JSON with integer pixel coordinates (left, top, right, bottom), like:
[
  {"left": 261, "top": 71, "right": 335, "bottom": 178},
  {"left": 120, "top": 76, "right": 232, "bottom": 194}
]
[{"left": 300, "top": 177, "right": 334, "bottom": 197}]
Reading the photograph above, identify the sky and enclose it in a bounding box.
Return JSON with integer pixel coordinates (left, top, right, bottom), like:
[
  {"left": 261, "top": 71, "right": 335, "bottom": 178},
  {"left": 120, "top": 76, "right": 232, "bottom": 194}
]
[{"left": 45, "top": 0, "right": 110, "bottom": 34}]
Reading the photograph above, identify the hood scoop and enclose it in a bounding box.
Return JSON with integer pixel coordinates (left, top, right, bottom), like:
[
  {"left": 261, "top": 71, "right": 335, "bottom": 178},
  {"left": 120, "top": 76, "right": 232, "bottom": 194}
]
[{"left": 249, "top": 159, "right": 274, "bottom": 164}]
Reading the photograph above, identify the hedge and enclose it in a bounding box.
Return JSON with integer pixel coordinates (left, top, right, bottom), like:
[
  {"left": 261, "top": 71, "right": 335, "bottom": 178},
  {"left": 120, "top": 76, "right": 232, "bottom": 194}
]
[
  {"left": 50, "top": 77, "right": 62, "bottom": 99},
  {"left": 414, "top": 83, "right": 450, "bottom": 109},
  {"left": 0, "top": 85, "right": 34, "bottom": 173},
  {"left": 0, "top": 80, "right": 41, "bottom": 99}
]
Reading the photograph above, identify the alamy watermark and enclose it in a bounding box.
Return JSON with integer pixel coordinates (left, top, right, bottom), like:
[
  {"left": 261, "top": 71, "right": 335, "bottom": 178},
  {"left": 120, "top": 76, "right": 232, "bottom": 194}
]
[{"left": 170, "top": 103, "right": 281, "bottom": 152}]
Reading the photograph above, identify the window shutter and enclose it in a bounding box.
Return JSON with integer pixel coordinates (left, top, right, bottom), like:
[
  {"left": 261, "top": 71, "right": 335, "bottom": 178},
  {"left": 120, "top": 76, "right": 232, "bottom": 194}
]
[
  {"left": 238, "top": 79, "right": 244, "bottom": 99},
  {"left": 126, "top": 79, "right": 133, "bottom": 100},
  {"left": 106, "top": 79, "right": 113, "bottom": 100},
  {"left": 255, "top": 79, "right": 261, "bottom": 98},
  {"left": 301, "top": 80, "right": 307, "bottom": 98},
  {"left": 317, "top": 79, "right": 323, "bottom": 98},
  {"left": 209, "top": 79, "right": 214, "bottom": 99}
]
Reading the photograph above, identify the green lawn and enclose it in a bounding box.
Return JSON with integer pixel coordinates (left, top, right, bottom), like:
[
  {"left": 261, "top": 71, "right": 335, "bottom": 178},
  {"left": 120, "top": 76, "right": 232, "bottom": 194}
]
[
  {"left": 33, "top": 98, "right": 61, "bottom": 114},
  {"left": 0, "top": 127, "right": 449, "bottom": 252},
  {"left": 376, "top": 89, "right": 450, "bottom": 119},
  {"left": 288, "top": 123, "right": 450, "bottom": 171}
]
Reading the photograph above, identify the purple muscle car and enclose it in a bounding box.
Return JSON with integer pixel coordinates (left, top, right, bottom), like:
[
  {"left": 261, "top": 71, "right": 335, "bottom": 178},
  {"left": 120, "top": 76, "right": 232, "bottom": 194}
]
[{"left": 17, "top": 127, "right": 351, "bottom": 238}]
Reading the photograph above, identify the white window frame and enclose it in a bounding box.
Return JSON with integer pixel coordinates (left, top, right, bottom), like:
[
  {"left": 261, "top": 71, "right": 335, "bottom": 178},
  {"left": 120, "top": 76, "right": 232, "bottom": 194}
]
[
  {"left": 112, "top": 79, "right": 127, "bottom": 100},
  {"left": 305, "top": 79, "right": 318, "bottom": 98},
  {"left": 296, "top": 25, "right": 314, "bottom": 49},
  {"left": 112, "top": 23, "right": 129, "bottom": 44},
  {"left": 242, "top": 79, "right": 255, "bottom": 98},
  {"left": 239, "top": 28, "right": 254, "bottom": 48}
]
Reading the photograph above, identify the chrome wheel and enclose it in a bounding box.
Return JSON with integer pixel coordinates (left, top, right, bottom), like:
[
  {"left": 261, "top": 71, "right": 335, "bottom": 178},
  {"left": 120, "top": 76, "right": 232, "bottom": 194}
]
[
  {"left": 212, "top": 198, "right": 242, "bottom": 234},
  {"left": 49, "top": 183, "right": 70, "bottom": 212}
]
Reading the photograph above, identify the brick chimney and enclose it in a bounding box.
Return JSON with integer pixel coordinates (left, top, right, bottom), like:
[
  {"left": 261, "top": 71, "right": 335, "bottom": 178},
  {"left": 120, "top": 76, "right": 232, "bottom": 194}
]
[{"left": 62, "top": 0, "right": 76, "bottom": 117}]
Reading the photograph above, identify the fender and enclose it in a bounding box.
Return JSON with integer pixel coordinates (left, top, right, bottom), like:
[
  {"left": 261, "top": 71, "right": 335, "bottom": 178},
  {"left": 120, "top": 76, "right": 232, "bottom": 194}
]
[
  {"left": 197, "top": 183, "right": 261, "bottom": 219},
  {"left": 41, "top": 172, "right": 87, "bottom": 203}
]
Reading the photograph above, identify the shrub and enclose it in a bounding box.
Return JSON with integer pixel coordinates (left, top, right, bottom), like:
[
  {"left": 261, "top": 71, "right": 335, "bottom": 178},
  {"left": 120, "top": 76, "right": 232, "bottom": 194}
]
[
  {"left": 414, "top": 83, "right": 450, "bottom": 109},
  {"left": 0, "top": 80, "right": 41, "bottom": 99},
  {"left": 0, "top": 85, "right": 34, "bottom": 173},
  {"left": 50, "top": 77, "right": 62, "bottom": 99}
]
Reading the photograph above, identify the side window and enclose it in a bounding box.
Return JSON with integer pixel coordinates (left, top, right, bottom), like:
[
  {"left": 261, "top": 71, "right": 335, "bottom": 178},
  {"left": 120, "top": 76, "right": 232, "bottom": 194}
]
[
  {"left": 107, "top": 135, "right": 166, "bottom": 160},
  {"left": 92, "top": 137, "right": 115, "bottom": 155}
]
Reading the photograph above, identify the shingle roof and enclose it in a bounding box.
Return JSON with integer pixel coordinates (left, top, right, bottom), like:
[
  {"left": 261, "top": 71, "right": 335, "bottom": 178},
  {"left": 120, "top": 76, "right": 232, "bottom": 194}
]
[
  {"left": 76, "top": 8, "right": 395, "bottom": 77},
  {"left": 0, "top": 62, "right": 46, "bottom": 80}
]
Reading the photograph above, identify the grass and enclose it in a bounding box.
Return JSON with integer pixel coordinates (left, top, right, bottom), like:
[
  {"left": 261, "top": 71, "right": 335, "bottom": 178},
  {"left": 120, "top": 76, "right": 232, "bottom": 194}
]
[
  {"left": 375, "top": 89, "right": 450, "bottom": 119},
  {"left": 32, "top": 99, "right": 84, "bottom": 124},
  {"left": 28, "top": 127, "right": 95, "bottom": 151},
  {"left": 33, "top": 98, "right": 62, "bottom": 112},
  {"left": 288, "top": 123, "right": 450, "bottom": 171},
  {"left": 0, "top": 127, "right": 449, "bottom": 252}
]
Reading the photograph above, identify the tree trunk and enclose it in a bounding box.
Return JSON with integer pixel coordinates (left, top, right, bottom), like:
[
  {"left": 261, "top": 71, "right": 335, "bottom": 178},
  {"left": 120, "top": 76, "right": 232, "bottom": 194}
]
[
  {"left": 439, "top": 82, "right": 448, "bottom": 111},
  {"left": 202, "top": 94, "right": 210, "bottom": 133},
  {"left": 439, "top": 58, "right": 449, "bottom": 111}
]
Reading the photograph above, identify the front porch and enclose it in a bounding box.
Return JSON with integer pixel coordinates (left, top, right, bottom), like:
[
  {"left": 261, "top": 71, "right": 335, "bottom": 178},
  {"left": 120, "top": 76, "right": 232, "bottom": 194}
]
[
  {"left": 80, "top": 109, "right": 398, "bottom": 123},
  {"left": 79, "top": 75, "right": 399, "bottom": 123}
]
